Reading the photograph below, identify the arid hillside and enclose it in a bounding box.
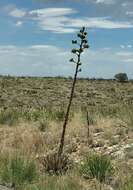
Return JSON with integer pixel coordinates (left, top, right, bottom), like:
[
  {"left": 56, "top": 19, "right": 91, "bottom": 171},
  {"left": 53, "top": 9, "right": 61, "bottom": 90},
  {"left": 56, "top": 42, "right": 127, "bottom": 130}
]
[
  {"left": 0, "top": 76, "right": 132, "bottom": 190},
  {"left": 0, "top": 76, "right": 133, "bottom": 110}
]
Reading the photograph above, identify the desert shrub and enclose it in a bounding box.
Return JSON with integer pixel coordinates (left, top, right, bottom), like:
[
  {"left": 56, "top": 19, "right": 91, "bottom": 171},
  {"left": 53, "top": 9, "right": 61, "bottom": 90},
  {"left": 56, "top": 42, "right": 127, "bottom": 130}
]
[
  {"left": 46, "top": 109, "right": 65, "bottom": 122},
  {"left": 120, "top": 180, "right": 133, "bottom": 190},
  {"left": 54, "top": 110, "right": 65, "bottom": 122},
  {"left": 21, "top": 111, "right": 32, "bottom": 121},
  {"left": 0, "top": 109, "right": 19, "bottom": 126},
  {"left": 31, "top": 111, "right": 42, "bottom": 121},
  {"left": 40, "top": 152, "right": 72, "bottom": 175},
  {"left": 22, "top": 110, "right": 43, "bottom": 121},
  {"left": 80, "top": 153, "right": 114, "bottom": 183},
  {"left": 38, "top": 119, "right": 49, "bottom": 132},
  {"left": 95, "top": 105, "right": 120, "bottom": 118},
  {"left": 114, "top": 73, "right": 128, "bottom": 82},
  {"left": 0, "top": 155, "right": 37, "bottom": 188}
]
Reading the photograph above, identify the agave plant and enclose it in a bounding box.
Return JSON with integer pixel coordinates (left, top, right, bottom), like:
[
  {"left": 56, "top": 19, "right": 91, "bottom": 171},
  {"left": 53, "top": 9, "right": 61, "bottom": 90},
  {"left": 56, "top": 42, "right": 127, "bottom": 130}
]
[
  {"left": 58, "top": 27, "right": 89, "bottom": 159},
  {"left": 80, "top": 153, "right": 114, "bottom": 183}
]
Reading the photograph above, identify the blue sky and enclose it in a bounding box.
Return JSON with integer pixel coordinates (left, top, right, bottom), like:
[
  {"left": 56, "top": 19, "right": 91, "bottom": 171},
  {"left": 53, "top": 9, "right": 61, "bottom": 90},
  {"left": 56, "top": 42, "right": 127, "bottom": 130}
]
[{"left": 0, "top": 0, "right": 133, "bottom": 78}]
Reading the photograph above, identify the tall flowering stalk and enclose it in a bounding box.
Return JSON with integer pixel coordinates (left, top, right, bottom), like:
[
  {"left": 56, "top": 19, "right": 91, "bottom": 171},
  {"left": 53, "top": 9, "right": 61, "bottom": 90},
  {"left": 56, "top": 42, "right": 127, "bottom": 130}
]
[{"left": 58, "top": 27, "right": 89, "bottom": 158}]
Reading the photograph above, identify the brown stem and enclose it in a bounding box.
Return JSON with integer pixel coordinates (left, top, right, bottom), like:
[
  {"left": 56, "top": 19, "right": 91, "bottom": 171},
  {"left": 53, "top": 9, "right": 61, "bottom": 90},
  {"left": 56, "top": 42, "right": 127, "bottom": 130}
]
[
  {"left": 58, "top": 40, "right": 83, "bottom": 159},
  {"left": 58, "top": 63, "right": 79, "bottom": 157},
  {"left": 86, "top": 110, "right": 90, "bottom": 141}
]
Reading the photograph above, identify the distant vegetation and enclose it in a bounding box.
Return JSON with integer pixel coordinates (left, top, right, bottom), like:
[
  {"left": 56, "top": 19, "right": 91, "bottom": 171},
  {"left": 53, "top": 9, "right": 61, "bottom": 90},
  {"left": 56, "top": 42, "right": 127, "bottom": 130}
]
[{"left": 114, "top": 73, "right": 128, "bottom": 82}]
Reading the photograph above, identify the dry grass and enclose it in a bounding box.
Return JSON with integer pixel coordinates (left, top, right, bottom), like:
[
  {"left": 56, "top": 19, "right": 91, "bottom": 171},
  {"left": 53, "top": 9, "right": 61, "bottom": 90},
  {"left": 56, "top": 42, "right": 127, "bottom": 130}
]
[
  {"left": 0, "top": 76, "right": 133, "bottom": 189},
  {"left": 0, "top": 113, "right": 132, "bottom": 190},
  {"left": 0, "top": 76, "right": 133, "bottom": 111}
]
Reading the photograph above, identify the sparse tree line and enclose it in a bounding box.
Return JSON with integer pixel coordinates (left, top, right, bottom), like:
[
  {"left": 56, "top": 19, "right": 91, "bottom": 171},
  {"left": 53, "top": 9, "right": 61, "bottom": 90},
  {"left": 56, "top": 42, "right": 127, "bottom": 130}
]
[{"left": 0, "top": 73, "right": 131, "bottom": 82}]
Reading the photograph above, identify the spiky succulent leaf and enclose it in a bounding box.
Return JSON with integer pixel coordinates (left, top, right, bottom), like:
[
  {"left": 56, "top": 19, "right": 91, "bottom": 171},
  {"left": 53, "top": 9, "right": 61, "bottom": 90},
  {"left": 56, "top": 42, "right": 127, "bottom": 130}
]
[
  {"left": 80, "top": 27, "right": 85, "bottom": 33},
  {"left": 79, "top": 49, "right": 83, "bottom": 53},
  {"left": 77, "top": 33, "right": 85, "bottom": 39},
  {"left": 83, "top": 44, "right": 89, "bottom": 49},
  {"left": 69, "top": 58, "right": 74, "bottom": 62},
  {"left": 72, "top": 40, "right": 77, "bottom": 44},
  {"left": 83, "top": 39, "right": 88, "bottom": 44},
  {"left": 71, "top": 49, "right": 77, "bottom": 54},
  {"left": 78, "top": 68, "right": 82, "bottom": 72},
  {"left": 78, "top": 62, "right": 82, "bottom": 66},
  {"left": 84, "top": 32, "right": 87, "bottom": 35}
]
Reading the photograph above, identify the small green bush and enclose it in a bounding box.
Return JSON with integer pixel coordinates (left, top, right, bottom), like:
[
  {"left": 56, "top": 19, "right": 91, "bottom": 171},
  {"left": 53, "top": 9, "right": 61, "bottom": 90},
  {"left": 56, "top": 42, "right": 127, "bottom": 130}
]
[
  {"left": 120, "top": 181, "right": 133, "bottom": 190},
  {"left": 80, "top": 153, "right": 114, "bottom": 183},
  {"left": 22, "top": 110, "right": 43, "bottom": 121},
  {"left": 54, "top": 110, "right": 65, "bottom": 122},
  {"left": 0, "top": 155, "right": 37, "bottom": 188},
  {"left": 46, "top": 109, "right": 65, "bottom": 122},
  {"left": 38, "top": 119, "right": 49, "bottom": 132},
  {"left": 0, "top": 110, "right": 19, "bottom": 126},
  {"left": 114, "top": 73, "right": 128, "bottom": 82}
]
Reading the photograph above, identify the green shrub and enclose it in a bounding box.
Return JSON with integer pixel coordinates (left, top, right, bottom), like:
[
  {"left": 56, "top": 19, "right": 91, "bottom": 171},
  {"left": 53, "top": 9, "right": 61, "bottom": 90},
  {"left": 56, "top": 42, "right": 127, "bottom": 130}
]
[
  {"left": 114, "top": 73, "right": 128, "bottom": 82},
  {"left": 22, "top": 110, "right": 43, "bottom": 121},
  {"left": 0, "top": 155, "right": 37, "bottom": 188},
  {"left": 120, "top": 181, "right": 133, "bottom": 190},
  {"left": 38, "top": 119, "right": 49, "bottom": 132},
  {"left": 80, "top": 153, "right": 114, "bottom": 183},
  {"left": 54, "top": 110, "right": 65, "bottom": 122},
  {"left": 45, "top": 109, "right": 65, "bottom": 122},
  {"left": 0, "top": 110, "right": 19, "bottom": 126}
]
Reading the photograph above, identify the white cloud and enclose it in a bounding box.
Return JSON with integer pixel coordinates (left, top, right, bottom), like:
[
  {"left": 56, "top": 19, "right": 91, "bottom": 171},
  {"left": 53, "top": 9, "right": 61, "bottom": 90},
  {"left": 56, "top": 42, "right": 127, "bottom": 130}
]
[
  {"left": 0, "top": 45, "right": 72, "bottom": 76},
  {"left": 29, "top": 8, "right": 77, "bottom": 33},
  {"left": 9, "top": 7, "right": 26, "bottom": 18},
  {"left": 115, "top": 50, "right": 133, "bottom": 63},
  {"left": 95, "top": 0, "right": 115, "bottom": 5},
  {"left": 30, "top": 8, "right": 77, "bottom": 17},
  {"left": 5, "top": 5, "right": 133, "bottom": 33},
  {"left": 15, "top": 21, "right": 23, "bottom": 27},
  {"left": 37, "top": 16, "right": 77, "bottom": 33},
  {"left": 123, "top": 58, "right": 133, "bottom": 63},
  {"left": 29, "top": 8, "right": 133, "bottom": 33},
  {"left": 124, "top": 58, "right": 133, "bottom": 63},
  {"left": 120, "top": 44, "right": 132, "bottom": 49},
  {"left": 122, "top": 2, "right": 133, "bottom": 7},
  {"left": 127, "top": 45, "right": 132, "bottom": 48},
  {"left": 69, "top": 17, "right": 133, "bottom": 29},
  {"left": 120, "top": 45, "right": 125, "bottom": 49},
  {"left": 122, "top": 3, "right": 127, "bottom": 7},
  {"left": 116, "top": 51, "right": 133, "bottom": 57},
  {"left": 126, "top": 11, "right": 133, "bottom": 16}
]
